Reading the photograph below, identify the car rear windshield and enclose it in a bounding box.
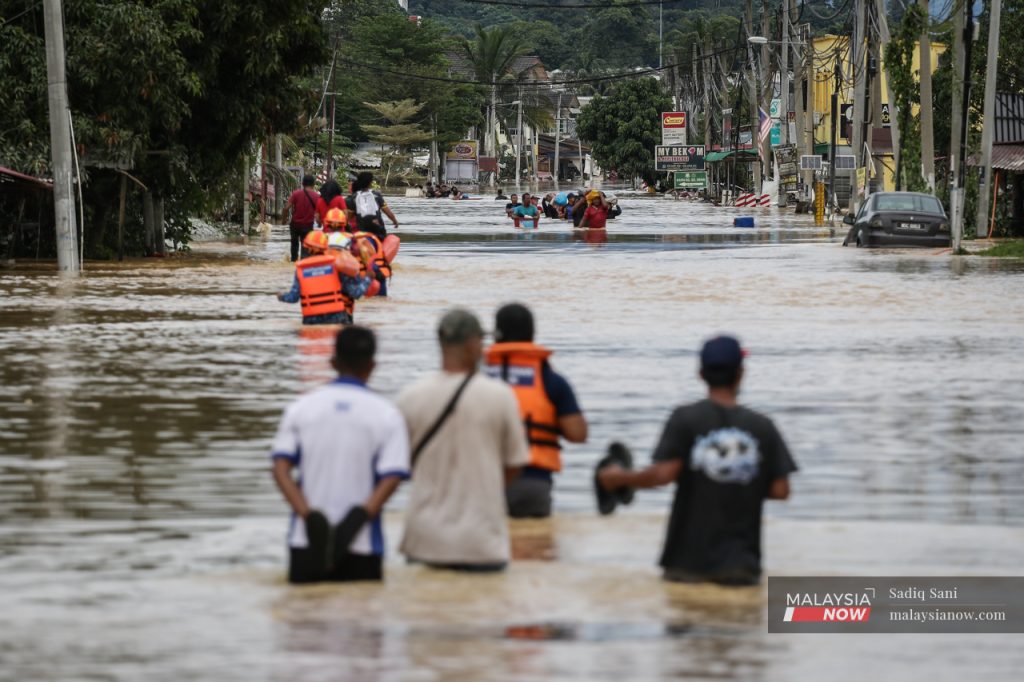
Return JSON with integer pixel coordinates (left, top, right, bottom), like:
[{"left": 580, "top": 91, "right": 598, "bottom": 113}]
[{"left": 875, "top": 194, "right": 944, "bottom": 214}]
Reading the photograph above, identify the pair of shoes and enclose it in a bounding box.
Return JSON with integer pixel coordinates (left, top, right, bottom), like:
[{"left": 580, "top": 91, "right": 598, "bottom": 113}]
[
  {"left": 304, "top": 506, "right": 370, "bottom": 578},
  {"left": 593, "top": 441, "right": 635, "bottom": 516}
]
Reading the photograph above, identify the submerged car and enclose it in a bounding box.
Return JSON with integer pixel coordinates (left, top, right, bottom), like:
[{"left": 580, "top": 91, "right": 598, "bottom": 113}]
[{"left": 842, "top": 192, "right": 950, "bottom": 248}]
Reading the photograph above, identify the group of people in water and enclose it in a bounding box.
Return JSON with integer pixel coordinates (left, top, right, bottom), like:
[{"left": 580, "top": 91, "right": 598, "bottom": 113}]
[
  {"left": 278, "top": 171, "right": 400, "bottom": 326},
  {"left": 270, "top": 301, "right": 797, "bottom": 586},
  {"left": 500, "top": 188, "right": 621, "bottom": 229}
]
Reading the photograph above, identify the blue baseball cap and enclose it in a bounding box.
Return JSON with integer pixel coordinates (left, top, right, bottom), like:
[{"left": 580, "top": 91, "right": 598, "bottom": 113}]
[{"left": 696, "top": 333, "right": 745, "bottom": 382}]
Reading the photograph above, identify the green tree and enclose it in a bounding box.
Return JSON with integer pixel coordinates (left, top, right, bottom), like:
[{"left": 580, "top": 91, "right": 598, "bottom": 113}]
[
  {"left": 885, "top": 4, "right": 928, "bottom": 192},
  {"left": 361, "top": 99, "right": 431, "bottom": 186},
  {"left": 461, "top": 25, "right": 529, "bottom": 159},
  {"left": 0, "top": 0, "right": 327, "bottom": 256},
  {"left": 329, "top": 13, "right": 483, "bottom": 178},
  {"left": 576, "top": 78, "right": 673, "bottom": 185}
]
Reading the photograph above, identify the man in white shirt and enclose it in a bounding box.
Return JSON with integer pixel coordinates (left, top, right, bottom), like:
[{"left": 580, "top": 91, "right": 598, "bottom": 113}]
[
  {"left": 271, "top": 326, "right": 410, "bottom": 583},
  {"left": 397, "top": 309, "right": 529, "bottom": 571}
]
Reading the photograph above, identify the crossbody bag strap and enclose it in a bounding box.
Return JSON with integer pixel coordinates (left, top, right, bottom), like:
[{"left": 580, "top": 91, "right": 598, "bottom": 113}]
[
  {"left": 411, "top": 371, "right": 475, "bottom": 467},
  {"left": 303, "top": 190, "right": 317, "bottom": 213}
]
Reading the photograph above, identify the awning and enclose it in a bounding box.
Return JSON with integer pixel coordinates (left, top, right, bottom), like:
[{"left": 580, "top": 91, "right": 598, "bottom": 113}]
[
  {"left": 969, "top": 144, "right": 1024, "bottom": 172},
  {"left": 705, "top": 149, "right": 758, "bottom": 162},
  {"left": 0, "top": 166, "right": 52, "bottom": 190}
]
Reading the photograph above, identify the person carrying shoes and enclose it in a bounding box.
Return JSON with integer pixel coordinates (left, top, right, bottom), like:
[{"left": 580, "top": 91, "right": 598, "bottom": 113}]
[{"left": 270, "top": 326, "right": 410, "bottom": 584}]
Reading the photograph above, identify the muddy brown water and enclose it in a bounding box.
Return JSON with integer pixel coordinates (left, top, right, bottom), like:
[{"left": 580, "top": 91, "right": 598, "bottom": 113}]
[{"left": 2, "top": 195, "right": 1023, "bottom": 680}]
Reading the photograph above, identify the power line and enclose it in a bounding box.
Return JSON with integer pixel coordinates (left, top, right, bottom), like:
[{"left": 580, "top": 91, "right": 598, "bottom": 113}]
[
  {"left": 455, "top": 0, "right": 686, "bottom": 8},
  {"left": 338, "top": 56, "right": 683, "bottom": 88}
]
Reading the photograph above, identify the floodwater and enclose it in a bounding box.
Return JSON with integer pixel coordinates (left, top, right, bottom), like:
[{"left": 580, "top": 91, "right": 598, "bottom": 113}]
[{"left": 2, "top": 194, "right": 1023, "bottom": 680}]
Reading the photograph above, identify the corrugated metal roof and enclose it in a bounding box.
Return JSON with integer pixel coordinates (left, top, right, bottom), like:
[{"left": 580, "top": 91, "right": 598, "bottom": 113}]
[{"left": 989, "top": 144, "right": 1024, "bottom": 172}]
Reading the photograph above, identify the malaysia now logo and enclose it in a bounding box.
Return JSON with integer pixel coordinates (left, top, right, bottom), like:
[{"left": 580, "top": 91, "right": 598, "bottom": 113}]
[{"left": 783, "top": 589, "right": 874, "bottom": 623}]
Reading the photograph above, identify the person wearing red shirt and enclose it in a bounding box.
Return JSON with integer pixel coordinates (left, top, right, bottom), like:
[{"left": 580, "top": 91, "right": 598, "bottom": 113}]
[
  {"left": 283, "top": 175, "right": 320, "bottom": 262},
  {"left": 579, "top": 193, "right": 610, "bottom": 230},
  {"left": 316, "top": 179, "right": 348, "bottom": 231}
]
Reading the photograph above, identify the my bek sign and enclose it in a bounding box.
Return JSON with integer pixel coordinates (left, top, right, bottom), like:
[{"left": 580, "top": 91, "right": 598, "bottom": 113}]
[
  {"left": 655, "top": 145, "right": 705, "bottom": 171},
  {"left": 661, "top": 112, "right": 687, "bottom": 145}
]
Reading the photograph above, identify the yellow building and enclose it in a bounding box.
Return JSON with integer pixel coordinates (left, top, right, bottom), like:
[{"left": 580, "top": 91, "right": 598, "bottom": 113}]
[{"left": 809, "top": 35, "right": 946, "bottom": 192}]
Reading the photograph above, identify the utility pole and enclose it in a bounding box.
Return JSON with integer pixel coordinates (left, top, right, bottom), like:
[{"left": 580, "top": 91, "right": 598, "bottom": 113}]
[
  {"left": 490, "top": 85, "right": 498, "bottom": 188},
  {"left": 829, "top": 52, "right": 841, "bottom": 213},
  {"left": 42, "top": 0, "right": 79, "bottom": 273},
  {"left": 761, "top": 0, "right": 771, "bottom": 179},
  {"left": 554, "top": 91, "right": 562, "bottom": 184},
  {"left": 869, "top": 0, "right": 885, "bottom": 186},
  {"left": 949, "top": 0, "right": 965, "bottom": 201},
  {"left": 975, "top": 0, "right": 1003, "bottom": 238},
  {"left": 659, "top": 2, "right": 664, "bottom": 69},
  {"left": 515, "top": 89, "right": 523, "bottom": 188},
  {"left": 781, "top": 0, "right": 791, "bottom": 146},
  {"left": 746, "top": 0, "right": 761, "bottom": 193},
  {"left": 850, "top": 0, "right": 867, "bottom": 211},
  {"left": 274, "top": 135, "right": 283, "bottom": 219},
  {"left": 692, "top": 43, "right": 699, "bottom": 129},
  {"left": 803, "top": 24, "right": 815, "bottom": 203},
  {"left": 704, "top": 35, "right": 713, "bottom": 151},
  {"left": 873, "top": 0, "right": 901, "bottom": 191},
  {"left": 918, "top": 0, "right": 935, "bottom": 192},
  {"left": 951, "top": 0, "right": 975, "bottom": 252},
  {"left": 325, "top": 34, "right": 339, "bottom": 181},
  {"left": 242, "top": 155, "right": 250, "bottom": 239}
]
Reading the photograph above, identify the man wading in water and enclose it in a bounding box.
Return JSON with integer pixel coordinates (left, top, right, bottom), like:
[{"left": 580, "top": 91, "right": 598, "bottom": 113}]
[
  {"left": 597, "top": 335, "right": 797, "bottom": 585},
  {"left": 485, "top": 303, "right": 587, "bottom": 518},
  {"left": 270, "top": 326, "right": 410, "bottom": 583}
]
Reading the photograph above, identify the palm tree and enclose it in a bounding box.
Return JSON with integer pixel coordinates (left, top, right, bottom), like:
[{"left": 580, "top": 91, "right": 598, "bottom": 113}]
[{"left": 461, "top": 26, "right": 529, "bottom": 182}]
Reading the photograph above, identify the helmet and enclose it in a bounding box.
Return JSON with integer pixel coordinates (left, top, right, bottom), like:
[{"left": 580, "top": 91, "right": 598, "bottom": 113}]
[
  {"left": 303, "top": 230, "right": 329, "bottom": 252},
  {"left": 324, "top": 207, "right": 346, "bottom": 229},
  {"left": 327, "top": 231, "right": 352, "bottom": 250}
]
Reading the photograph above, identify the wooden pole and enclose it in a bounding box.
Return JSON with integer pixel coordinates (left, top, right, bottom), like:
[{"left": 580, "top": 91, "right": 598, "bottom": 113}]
[{"left": 116, "top": 174, "right": 127, "bottom": 262}]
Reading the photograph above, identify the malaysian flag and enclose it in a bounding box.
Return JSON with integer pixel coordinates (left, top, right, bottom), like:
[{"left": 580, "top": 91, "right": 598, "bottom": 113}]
[{"left": 757, "top": 106, "right": 772, "bottom": 159}]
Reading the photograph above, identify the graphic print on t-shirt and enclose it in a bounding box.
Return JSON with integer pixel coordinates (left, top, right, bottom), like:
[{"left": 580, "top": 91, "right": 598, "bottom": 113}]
[{"left": 690, "top": 427, "right": 761, "bottom": 485}]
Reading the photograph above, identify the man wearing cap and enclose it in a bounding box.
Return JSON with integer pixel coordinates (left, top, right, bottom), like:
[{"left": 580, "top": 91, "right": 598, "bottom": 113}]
[
  {"left": 598, "top": 335, "right": 797, "bottom": 585},
  {"left": 397, "top": 309, "right": 529, "bottom": 571}
]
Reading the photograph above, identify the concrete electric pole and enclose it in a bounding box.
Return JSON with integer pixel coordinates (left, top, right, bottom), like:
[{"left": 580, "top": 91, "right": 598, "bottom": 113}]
[
  {"left": 975, "top": 0, "right": 1003, "bottom": 238},
  {"left": 918, "top": 0, "right": 935, "bottom": 192},
  {"left": 42, "top": 0, "right": 80, "bottom": 273},
  {"left": 746, "top": 0, "right": 761, "bottom": 194}
]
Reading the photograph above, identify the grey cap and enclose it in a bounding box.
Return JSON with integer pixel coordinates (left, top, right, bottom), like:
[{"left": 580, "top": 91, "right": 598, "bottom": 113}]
[{"left": 438, "top": 308, "right": 484, "bottom": 345}]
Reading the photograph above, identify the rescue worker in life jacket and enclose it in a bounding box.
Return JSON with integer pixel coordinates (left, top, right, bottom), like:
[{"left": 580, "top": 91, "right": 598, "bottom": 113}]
[
  {"left": 277, "top": 230, "right": 373, "bottom": 325},
  {"left": 484, "top": 303, "right": 588, "bottom": 517},
  {"left": 350, "top": 231, "right": 392, "bottom": 297}
]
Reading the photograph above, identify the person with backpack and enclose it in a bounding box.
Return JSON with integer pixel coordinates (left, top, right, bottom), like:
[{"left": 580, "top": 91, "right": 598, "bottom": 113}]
[
  {"left": 347, "top": 172, "right": 398, "bottom": 241},
  {"left": 282, "top": 175, "right": 320, "bottom": 262}
]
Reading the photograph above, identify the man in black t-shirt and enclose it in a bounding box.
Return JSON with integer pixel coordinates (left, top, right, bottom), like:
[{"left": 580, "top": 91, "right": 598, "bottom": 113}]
[{"left": 598, "top": 335, "right": 797, "bottom": 585}]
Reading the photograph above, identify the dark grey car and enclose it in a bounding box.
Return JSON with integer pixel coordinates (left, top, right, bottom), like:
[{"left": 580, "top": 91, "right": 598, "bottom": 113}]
[{"left": 842, "top": 192, "right": 951, "bottom": 248}]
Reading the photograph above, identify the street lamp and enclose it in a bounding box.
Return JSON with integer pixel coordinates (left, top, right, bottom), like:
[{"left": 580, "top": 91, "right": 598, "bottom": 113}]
[{"left": 748, "top": 36, "right": 768, "bottom": 45}]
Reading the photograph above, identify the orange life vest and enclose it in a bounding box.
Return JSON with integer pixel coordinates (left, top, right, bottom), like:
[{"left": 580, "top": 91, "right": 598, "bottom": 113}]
[
  {"left": 352, "top": 231, "right": 391, "bottom": 279},
  {"left": 484, "top": 342, "right": 561, "bottom": 472},
  {"left": 296, "top": 254, "right": 353, "bottom": 317}
]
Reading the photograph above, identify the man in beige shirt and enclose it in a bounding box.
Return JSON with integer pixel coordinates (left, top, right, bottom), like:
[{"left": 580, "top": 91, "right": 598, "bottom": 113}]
[{"left": 397, "top": 308, "right": 529, "bottom": 570}]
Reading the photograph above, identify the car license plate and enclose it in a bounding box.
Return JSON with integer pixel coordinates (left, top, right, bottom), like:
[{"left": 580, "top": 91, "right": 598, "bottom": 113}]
[{"left": 899, "top": 222, "right": 925, "bottom": 230}]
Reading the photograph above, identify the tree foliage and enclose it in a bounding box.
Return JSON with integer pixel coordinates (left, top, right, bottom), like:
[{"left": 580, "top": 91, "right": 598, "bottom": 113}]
[
  {"left": 361, "top": 100, "right": 430, "bottom": 186},
  {"left": 576, "top": 78, "right": 673, "bottom": 184},
  {"left": 0, "top": 0, "right": 328, "bottom": 257},
  {"left": 885, "top": 3, "right": 928, "bottom": 192}
]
